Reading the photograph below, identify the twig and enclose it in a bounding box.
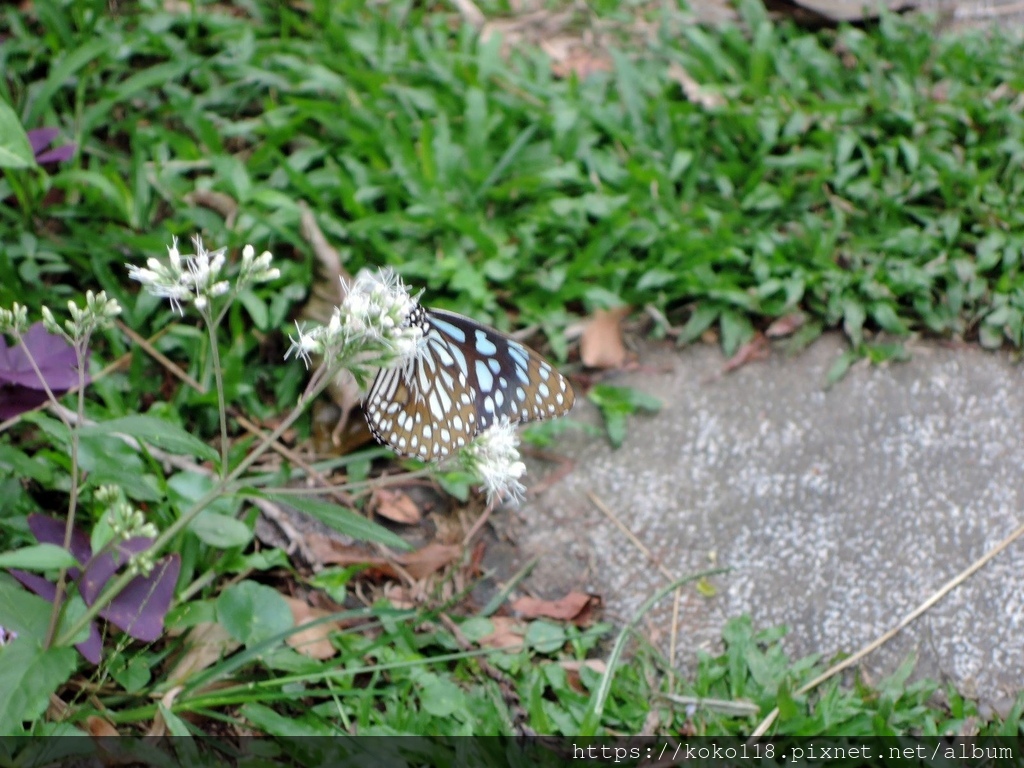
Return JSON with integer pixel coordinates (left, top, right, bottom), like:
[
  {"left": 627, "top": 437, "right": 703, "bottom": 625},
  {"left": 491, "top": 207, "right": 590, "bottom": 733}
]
[
  {"left": 749, "top": 516, "right": 1024, "bottom": 739},
  {"left": 449, "top": 0, "right": 486, "bottom": 29},
  {"left": 587, "top": 492, "right": 684, "bottom": 669},
  {"left": 117, "top": 320, "right": 205, "bottom": 393}
]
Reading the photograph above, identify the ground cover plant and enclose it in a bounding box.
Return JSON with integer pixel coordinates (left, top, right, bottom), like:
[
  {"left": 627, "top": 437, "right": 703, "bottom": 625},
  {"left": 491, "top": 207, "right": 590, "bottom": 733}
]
[{"left": 1, "top": 0, "right": 1023, "bottom": 743}]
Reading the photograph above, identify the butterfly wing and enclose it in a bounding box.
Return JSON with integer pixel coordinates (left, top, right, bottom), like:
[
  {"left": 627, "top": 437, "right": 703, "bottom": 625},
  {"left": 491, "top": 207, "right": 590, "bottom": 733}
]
[{"left": 364, "top": 307, "right": 575, "bottom": 461}]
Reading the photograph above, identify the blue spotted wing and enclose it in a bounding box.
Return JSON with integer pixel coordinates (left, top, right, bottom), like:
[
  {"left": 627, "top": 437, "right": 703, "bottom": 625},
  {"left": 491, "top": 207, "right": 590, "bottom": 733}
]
[{"left": 364, "top": 307, "right": 575, "bottom": 460}]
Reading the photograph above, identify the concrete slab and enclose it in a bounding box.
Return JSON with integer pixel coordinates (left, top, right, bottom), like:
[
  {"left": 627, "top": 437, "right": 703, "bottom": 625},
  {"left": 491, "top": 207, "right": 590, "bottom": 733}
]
[{"left": 510, "top": 334, "right": 1024, "bottom": 715}]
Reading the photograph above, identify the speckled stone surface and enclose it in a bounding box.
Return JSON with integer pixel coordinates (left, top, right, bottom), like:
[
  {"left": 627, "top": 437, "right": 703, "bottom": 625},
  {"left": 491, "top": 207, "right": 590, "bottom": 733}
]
[{"left": 511, "top": 334, "right": 1024, "bottom": 714}]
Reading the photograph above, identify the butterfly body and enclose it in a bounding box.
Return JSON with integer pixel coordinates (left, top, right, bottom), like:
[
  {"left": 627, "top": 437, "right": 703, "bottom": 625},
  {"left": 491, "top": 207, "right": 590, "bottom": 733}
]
[{"left": 364, "top": 307, "right": 574, "bottom": 460}]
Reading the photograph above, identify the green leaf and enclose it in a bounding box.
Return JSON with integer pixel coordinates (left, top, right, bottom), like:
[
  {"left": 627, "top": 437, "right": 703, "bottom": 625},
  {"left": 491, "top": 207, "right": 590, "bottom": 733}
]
[
  {"left": 157, "top": 702, "right": 193, "bottom": 737},
  {"left": 216, "top": 580, "right": 293, "bottom": 647},
  {"left": 240, "top": 702, "right": 335, "bottom": 736},
  {"left": 419, "top": 674, "right": 467, "bottom": 718},
  {"left": 825, "top": 348, "right": 861, "bottom": 387},
  {"left": 0, "top": 445, "right": 53, "bottom": 484},
  {"left": 0, "top": 544, "right": 78, "bottom": 571},
  {"left": 678, "top": 304, "right": 720, "bottom": 345},
  {"left": 107, "top": 654, "right": 151, "bottom": 694},
  {"left": 0, "top": 100, "right": 34, "bottom": 169},
  {"left": 0, "top": 640, "right": 77, "bottom": 735},
  {"left": 0, "top": 573, "right": 54, "bottom": 640},
  {"left": 188, "top": 510, "right": 252, "bottom": 549},
  {"left": 80, "top": 415, "right": 218, "bottom": 462},
  {"left": 238, "top": 290, "right": 270, "bottom": 331},
  {"left": 842, "top": 299, "right": 867, "bottom": 346},
  {"left": 524, "top": 620, "right": 568, "bottom": 654},
  {"left": 256, "top": 493, "right": 411, "bottom": 551}
]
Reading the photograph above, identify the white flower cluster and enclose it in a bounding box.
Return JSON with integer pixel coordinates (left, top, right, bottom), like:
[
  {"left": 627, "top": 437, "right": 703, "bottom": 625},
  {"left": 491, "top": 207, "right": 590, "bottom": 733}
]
[
  {"left": 127, "top": 237, "right": 278, "bottom": 314},
  {"left": 459, "top": 418, "right": 527, "bottom": 505},
  {"left": 286, "top": 268, "right": 423, "bottom": 374}
]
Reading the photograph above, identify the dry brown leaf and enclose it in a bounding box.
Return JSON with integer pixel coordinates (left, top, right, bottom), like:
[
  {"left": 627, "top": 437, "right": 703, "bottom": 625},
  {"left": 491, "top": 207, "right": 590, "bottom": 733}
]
[
  {"left": 580, "top": 307, "right": 630, "bottom": 369},
  {"left": 765, "top": 313, "right": 806, "bottom": 338},
  {"left": 184, "top": 190, "right": 238, "bottom": 227},
  {"left": 165, "top": 622, "right": 240, "bottom": 686},
  {"left": 545, "top": 41, "right": 613, "bottom": 79},
  {"left": 560, "top": 658, "right": 608, "bottom": 692},
  {"left": 396, "top": 542, "right": 462, "bottom": 580},
  {"left": 511, "top": 591, "right": 601, "bottom": 626},
  {"left": 305, "top": 536, "right": 460, "bottom": 582},
  {"left": 285, "top": 596, "right": 340, "bottom": 660},
  {"left": 478, "top": 616, "right": 527, "bottom": 650},
  {"left": 370, "top": 488, "right": 422, "bottom": 525},
  {"left": 85, "top": 716, "right": 120, "bottom": 737},
  {"left": 722, "top": 334, "right": 770, "bottom": 373},
  {"left": 146, "top": 686, "right": 183, "bottom": 738},
  {"left": 382, "top": 583, "right": 417, "bottom": 609}
]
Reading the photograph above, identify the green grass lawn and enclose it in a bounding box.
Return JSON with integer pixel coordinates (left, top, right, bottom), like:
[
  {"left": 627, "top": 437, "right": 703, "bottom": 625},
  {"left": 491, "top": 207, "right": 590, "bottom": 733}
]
[{"left": 0, "top": 0, "right": 1022, "bottom": 742}]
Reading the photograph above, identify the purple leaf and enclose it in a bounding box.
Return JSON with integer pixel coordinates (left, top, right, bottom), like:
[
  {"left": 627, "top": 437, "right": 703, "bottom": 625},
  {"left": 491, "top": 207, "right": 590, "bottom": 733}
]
[
  {"left": 0, "top": 321, "right": 81, "bottom": 391},
  {"left": 25, "top": 128, "right": 75, "bottom": 166},
  {"left": 100, "top": 555, "right": 180, "bottom": 642},
  {"left": 8, "top": 569, "right": 103, "bottom": 664},
  {"left": 28, "top": 514, "right": 89, "bottom": 574},
  {"left": 35, "top": 145, "right": 76, "bottom": 164},
  {"left": 78, "top": 536, "right": 150, "bottom": 603},
  {"left": 0, "top": 322, "right": 82, "bottom": 390},
  {"left": 0, "top": 386, "right": 49, "bottom": 420},
  {"left": 0, "top": 324, "right": 83, "bottom": 419},
  {"left": 26, "top": 128, "right": 59, "bottom": 155},
  {"left": 18, "top": 515, "right": 181, "bottom": 651}
]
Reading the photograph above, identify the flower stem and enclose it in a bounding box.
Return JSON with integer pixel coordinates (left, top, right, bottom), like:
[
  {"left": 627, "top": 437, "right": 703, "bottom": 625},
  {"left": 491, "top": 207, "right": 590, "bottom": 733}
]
[
  {"left": 53, "top": 362, "right": 338, "bottom": 647},
  {"left": 203, "top": 309, "right": 230, "bottom": 478},
  {"left": 43, "top": 336, "right": 89, "bottom": 648}
]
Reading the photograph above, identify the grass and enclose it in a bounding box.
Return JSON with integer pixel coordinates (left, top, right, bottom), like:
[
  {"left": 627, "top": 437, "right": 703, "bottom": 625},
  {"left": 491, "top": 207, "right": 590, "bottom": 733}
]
[{"left": 0, "top": 0, "right": 1023, "bottom": 744}]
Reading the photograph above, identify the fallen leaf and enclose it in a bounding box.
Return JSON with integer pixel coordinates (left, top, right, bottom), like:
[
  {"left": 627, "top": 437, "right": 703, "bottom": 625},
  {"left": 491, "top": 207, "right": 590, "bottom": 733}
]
[
  {"left": 85, "top": 716, "right": 120, "bottom": 737},
  {"left": 765, "top": 313, "right": 806, "bottom": 338},
  {"left": 478, "top": 616, "right": 526, "bottom": 650},
  {"left": 721, "top": 334, "right": 770, "bottom": 373},
  {"left": 511, "top": 591, "right": 601, "bottom": 626},
  {"left": 695, "top": 577, "right": 718, "bottom": 598},
  {"left": 580, "top": 307, "right": 630, "bottom": 369},
  {"left": 545, "top": 39, "right": 613, "bottom": 79},
  {"left": 305, "top": 536, "right": 461, "bottom": 582},
  {"left": 304, "top": 535, "right": 397, "bottom": 579},
  {"left": 165, "top": 622, "right": 240, "bottom": 685},
  {"left": 396, "top": 542, "right": 461, "bottom": 580},
  {"left": 370, "top": 488, "right": 422, "bottom": 525},
  {"left": 146, "top": 686, "right": 183, "bottom": 738},
  {"left": 284, "top": 597, "right": 340, "bottom": 660},
  {"left": 560, "top": 658, "right": 608, "bottom": 692},
  {"left": 382, "top": 583, "right": 417, "bottom": 609}
]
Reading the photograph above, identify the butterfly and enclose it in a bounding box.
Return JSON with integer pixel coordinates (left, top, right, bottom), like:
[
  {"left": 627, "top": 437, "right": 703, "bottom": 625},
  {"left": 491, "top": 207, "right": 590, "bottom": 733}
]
[{"left": 364, "top": 306, "right": 575, "bottom": 461}]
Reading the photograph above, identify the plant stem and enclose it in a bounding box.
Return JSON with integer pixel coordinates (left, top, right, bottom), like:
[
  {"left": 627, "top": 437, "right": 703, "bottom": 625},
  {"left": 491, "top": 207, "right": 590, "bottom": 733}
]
[
  {"left": 42, "top": 336, "right": 88, "bottom": 648},
  {"left": 204, "top": 310, "right": 230, "bottom": 478},
  {"left": 54, "top": 363, "right": 336, "bottom": 647}
]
